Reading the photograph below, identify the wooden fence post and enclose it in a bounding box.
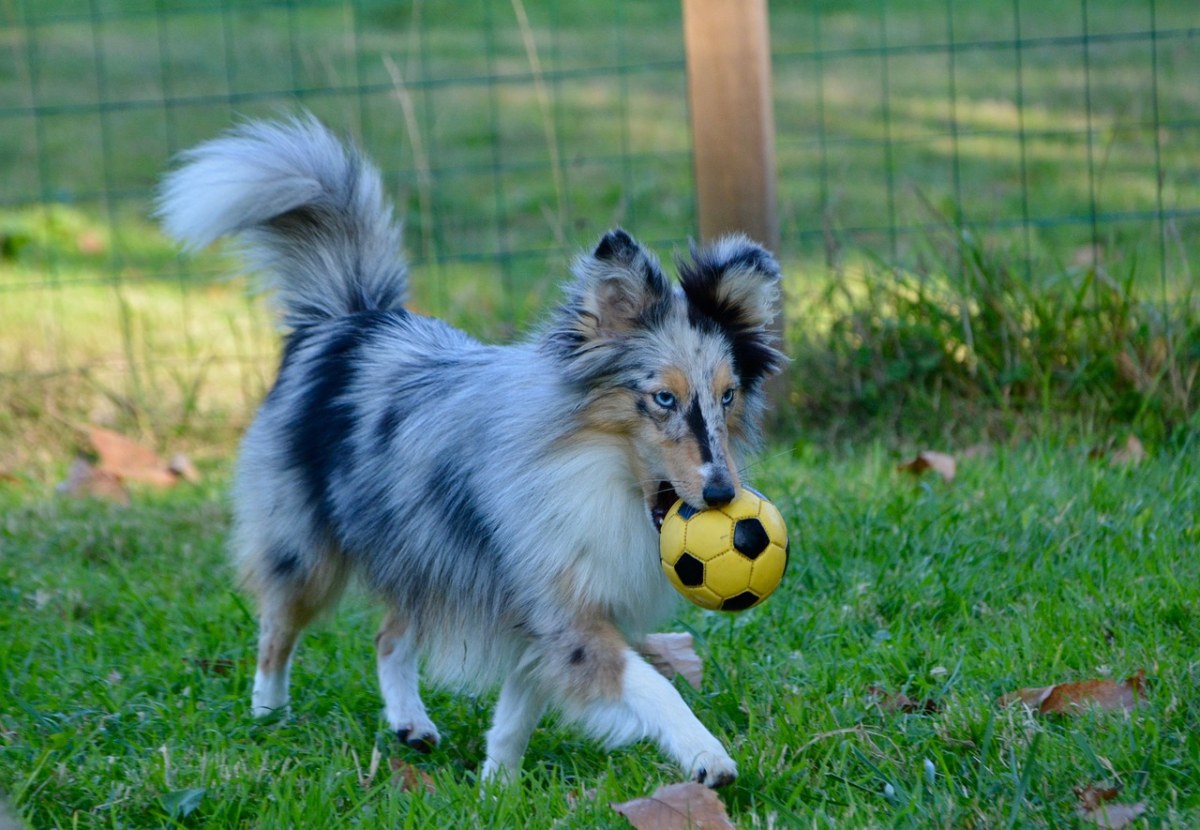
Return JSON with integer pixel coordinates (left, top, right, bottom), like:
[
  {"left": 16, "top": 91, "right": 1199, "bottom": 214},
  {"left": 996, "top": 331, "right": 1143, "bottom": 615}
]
[
  {"left": 682, "top": 0, "right": 779, "bottom": 253},
  {"left": 683, "top": 0, "right": 788, "bottom": 415}
]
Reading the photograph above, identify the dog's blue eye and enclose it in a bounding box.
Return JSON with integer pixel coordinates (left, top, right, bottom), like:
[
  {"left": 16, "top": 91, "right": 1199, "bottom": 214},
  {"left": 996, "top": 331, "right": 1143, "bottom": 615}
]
[
  {"left": 653, "top": 391, "right": 677, "bottom": 410},
  {"left": 721, "top": 388, "right": 736, "bottom": 407}
]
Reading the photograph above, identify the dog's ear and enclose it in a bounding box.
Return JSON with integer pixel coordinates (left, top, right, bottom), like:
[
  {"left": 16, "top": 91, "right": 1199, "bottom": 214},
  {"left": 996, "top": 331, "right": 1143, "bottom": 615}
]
[
  {"left": 548, "top": 230, "right": 672, "bottom": 380},
  {"left": 573, "top": 229, "right": 671, "bottom": 337},
  {"left": 677, "top": 234, "right": 786, "bottom": 388}
]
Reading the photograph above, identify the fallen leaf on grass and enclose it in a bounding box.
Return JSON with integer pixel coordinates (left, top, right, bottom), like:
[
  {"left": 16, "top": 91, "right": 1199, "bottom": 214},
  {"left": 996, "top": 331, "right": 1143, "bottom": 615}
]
[
  {"left": 999, "top": 671, "right": 1146, "bottom": 714},
  {"left": 56, "top": 458, "right": 130, "bottom": 504},
  {"left": 1089, "top": 434, "right": 1147, "bottom": 467},
  {"left": 388, "top": 757, "right": 435, "bottom": 793},
  {"left": 87, "top": 425, "right": 179, "bottom": 487},
  {"left": 1110, "top": 435, "right": 1147, "bottom": 467},
  {"left": 1074, "top": 784, "right": 1146, "bottom": 828},
  {"left": 1075, "top": 784, "right": 1122, "bottom": 812},
  {"left": 866, "top": 685, "right": 940, "bottom": 714},
  {"left": 184, "top": 657, "right": 238, "bottom": 676},
  {"left": 169, "top": 452, "right": 202, "bottom": 483},
  {"left": 611, "top": 782, "right": 734, "bottom": 830},
  {"left": 638, "top": 633, "right": 702, "bottom": 691},
  {"left": 897, "top": 451, "right": 956, "bottom": 483}
]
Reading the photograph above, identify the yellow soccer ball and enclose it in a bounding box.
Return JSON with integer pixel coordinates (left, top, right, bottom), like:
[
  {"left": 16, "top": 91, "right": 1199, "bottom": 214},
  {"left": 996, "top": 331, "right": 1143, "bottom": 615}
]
[{"left": 659, "top": 486, "right": 789, "bottom": 612}]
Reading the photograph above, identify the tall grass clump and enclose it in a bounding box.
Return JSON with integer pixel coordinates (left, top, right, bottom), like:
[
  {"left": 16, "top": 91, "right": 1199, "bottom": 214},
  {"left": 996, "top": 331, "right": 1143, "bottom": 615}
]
[{"left": 789, "top": 218, "right": 1200, "bottom": 444}]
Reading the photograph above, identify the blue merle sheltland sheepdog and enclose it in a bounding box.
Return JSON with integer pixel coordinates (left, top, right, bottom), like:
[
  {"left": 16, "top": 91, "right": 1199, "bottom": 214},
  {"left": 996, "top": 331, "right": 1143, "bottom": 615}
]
[{"left": 157, "top": 115, "right": 784, "bottom": 788}]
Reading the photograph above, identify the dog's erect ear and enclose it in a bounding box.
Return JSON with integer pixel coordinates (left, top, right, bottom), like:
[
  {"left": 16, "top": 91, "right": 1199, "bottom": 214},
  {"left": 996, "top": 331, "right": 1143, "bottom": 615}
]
[
  {"left": 572, "top": 229, "right": 671, "bottom": 337},
  {"left": 678, "top": 234, "right": 786, "bottom": 387},
  {"left": 547, "top": 230, "right": 673, "bottom": 381}
]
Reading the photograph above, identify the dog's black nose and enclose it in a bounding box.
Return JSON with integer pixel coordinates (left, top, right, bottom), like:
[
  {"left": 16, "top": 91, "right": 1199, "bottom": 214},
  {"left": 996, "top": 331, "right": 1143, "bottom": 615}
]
[{"left": 702, "top": 481, "right": 736, "bottom": 506}]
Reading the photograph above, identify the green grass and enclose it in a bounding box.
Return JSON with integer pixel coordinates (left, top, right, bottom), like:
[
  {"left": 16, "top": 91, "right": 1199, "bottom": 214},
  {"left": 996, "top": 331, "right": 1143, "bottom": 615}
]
[
  {"left": 788, "top": 219, "right": 1200, "bottom": 444},
  {"left": 2, "top": 439, "right": 1198, "bottom": 827},
  {"left": 2, "top": 7, "right": 1198, "bottom": 822}
]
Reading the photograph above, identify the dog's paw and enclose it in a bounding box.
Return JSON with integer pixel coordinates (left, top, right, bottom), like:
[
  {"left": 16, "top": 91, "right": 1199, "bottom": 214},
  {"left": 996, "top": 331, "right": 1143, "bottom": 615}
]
[
  {"left": 251, "top": 703, "right": 290, "bottom": 720},
  {"left": 478, "top": 756, "right": 519, "bottom": 787},
  {"left": 394, "top": 720, "right": 440, "bottom": 754},
  {"left": 689, "top": 751, "right": 737, "bottom": 789}
]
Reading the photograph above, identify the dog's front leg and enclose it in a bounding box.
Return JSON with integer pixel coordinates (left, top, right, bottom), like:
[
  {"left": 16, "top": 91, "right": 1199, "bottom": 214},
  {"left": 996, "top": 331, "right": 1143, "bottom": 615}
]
[
  {"left": 576, "top": 649, "right": 737, "bottom": 788},
  {"left": 534, "top": 621, "right": 736, "bottom": 788}
]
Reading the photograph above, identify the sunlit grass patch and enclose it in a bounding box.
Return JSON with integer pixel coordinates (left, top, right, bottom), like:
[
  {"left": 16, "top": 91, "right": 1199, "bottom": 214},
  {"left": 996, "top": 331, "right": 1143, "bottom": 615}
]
[{"left": 2, "top": 440, "right": 1198, "bottom": 826}]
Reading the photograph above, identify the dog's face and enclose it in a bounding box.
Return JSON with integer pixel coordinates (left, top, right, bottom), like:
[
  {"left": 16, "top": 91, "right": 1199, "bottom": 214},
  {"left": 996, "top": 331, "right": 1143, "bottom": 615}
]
[{"left": 548, "top": 230, "right": 785, "bottom": 530}]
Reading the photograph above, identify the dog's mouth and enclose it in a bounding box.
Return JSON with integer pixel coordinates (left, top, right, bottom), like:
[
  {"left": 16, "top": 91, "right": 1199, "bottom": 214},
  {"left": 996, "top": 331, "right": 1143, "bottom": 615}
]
[{"left": 649, "top": 482, "right": 680, "bottom": 533}]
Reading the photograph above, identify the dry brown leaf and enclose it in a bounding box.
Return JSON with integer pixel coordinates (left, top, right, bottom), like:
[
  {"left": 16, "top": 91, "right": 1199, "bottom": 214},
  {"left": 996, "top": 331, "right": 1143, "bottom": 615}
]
[
  {"left": 56, "top": 458, "right": 131, "bottom": 504},
  {"left": 1075, "top": 784, "right": 1121, "bottom": 813},
  {"left": 1079, "top": 802, "right": 1146, "bottom": 829},
  {"left": 638, "top": 633, "right": 703, "bottom": 691},
  {"left": 999, "top": 671, "right": 1146, "bottom": 714},
  {"left": 866, "top": 685, "right": 940, "bottom": 714},
  {"left": 87, "top": 425, "right": 178, "bottom": 487},
  {"left": 168, "top": 453, "right": 202, "bottom": 483},
  {"left": 611, "top": 782, "right": 734, "bottom": 830},
  {"left": 897, "top": 451, "right": 956, "bottom": 483},
  {"left": 1074, "top": 784, "right": 1147, "bottom": 830},
  {"left": 184, "top": 657, "right": 237, "bottom": 676},
  {"left": 388, "top": 757, "right": 435, "bottom": 794},
  {"left": 1110, "top": 435, "right": 1147, "bottom": 467}
]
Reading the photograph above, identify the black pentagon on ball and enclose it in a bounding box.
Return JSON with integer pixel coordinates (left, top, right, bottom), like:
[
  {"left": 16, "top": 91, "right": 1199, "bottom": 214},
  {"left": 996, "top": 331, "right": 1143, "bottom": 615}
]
[
  {"left": 733, "top": 517, "right": 770, "bottom": 558},
  {"left": 674, "top": 552, "right": 705, "bottom": 587},
  {"left": 677, "top": 502, "right": 700, "bottom": 520},
  {"left": 721, "top": 591, "right": 760, "bottom": 612}
]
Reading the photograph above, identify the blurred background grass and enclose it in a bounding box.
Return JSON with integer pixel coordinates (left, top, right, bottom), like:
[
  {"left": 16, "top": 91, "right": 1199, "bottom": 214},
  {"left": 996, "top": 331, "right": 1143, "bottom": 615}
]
[{"left": 1, "top": 0, "right": 1197, "bottom": 474}]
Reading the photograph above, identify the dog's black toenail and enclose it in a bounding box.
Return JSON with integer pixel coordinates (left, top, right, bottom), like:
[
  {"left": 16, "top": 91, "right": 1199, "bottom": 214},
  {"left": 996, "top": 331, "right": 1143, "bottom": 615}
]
[
  {"left": 396, "top": 728, "right": 411, "bottom": 744},
  {"left": 408, "top": 736, "right": 435, "bottom": 754},
  {"left": 696, "top": 767, "right": 706, "bottom": 782},
  {"left": 711, "top": 770, "right": 735, "bottom": 788}
]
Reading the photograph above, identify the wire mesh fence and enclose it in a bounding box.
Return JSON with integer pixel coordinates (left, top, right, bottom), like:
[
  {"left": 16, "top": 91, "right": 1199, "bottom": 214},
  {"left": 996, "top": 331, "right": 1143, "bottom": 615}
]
[
  {"left": 772, "top": 0, "right": 1198, "bottom": 293},
  {"left": 1, "top": 0, "right": 1197, "bottom": 454}
]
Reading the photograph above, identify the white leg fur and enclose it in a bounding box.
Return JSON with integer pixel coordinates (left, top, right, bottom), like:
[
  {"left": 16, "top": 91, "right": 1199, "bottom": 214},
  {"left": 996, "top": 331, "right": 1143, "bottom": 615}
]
[
  {"left": 481, "top": 669, "right": 548, "bottom": 785},
  {"left": 252, "top": 617, "right": 301, "bottom": 717},
  {"left": 252, "top": 664, "right": 292, "bottom": 716},
  {"left": 571, "top": 650, "right": 737, "bottom": 788},
  {"left": 377, "top": 626, "right": 440, "bottom": 751}
]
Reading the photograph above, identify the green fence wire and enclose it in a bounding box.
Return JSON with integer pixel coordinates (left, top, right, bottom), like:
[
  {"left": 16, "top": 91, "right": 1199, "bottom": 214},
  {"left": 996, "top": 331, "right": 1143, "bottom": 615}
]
[
  {"left": 1, "top": 0, "right": 1196, "bottom": 447},
  {"left": 772, "top": 0, "right": 1198, "bottom": 293}
]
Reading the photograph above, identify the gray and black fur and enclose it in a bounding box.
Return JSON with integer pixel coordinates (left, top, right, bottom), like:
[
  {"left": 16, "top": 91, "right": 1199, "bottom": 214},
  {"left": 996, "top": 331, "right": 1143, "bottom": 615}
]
[{"left": 157, "top": 115, "right": 785, "bottom": 788}]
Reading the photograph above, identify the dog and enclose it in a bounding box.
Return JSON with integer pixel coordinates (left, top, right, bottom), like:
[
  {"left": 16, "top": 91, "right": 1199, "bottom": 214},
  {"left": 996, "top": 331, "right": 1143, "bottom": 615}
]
[{"left": 157, "top": 115, "right": 784, "bottom": 788}]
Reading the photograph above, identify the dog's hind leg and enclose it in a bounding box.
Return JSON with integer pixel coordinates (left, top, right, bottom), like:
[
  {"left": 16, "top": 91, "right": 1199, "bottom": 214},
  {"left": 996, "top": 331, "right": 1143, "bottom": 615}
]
[
  {"left": 376, "top": 610, "right": 440, "bottom": 752},
  {"left": 250, "top": 545, "right": 349, "bottom": 717},
  {"left": 480, "top": 666, "right": 548, "bottom": 785}
]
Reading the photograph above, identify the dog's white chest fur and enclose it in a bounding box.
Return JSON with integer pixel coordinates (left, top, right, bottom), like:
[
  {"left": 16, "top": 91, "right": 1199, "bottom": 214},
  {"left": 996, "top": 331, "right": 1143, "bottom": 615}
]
[{"left": 525, "top": 437, "right": 678, "bottom": 634}]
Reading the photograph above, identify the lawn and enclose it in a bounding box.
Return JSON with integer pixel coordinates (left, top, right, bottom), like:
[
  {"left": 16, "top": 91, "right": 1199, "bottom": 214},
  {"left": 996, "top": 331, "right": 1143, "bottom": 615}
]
[
  {"left": 2, "top": 0, "right": 1197, "bottom": 470},
  {"left": 2, "top": 1, "right": 1198, "bottom": 826},
  {"left": 2, "top": 438, "right": 1197, "bottom": 827}
]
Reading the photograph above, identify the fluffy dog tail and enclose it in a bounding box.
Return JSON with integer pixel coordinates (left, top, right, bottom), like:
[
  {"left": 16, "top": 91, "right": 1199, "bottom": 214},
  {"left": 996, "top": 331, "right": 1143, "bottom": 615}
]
[{"left": 157, "top": 115, "right": 406, "bottom": 327}]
